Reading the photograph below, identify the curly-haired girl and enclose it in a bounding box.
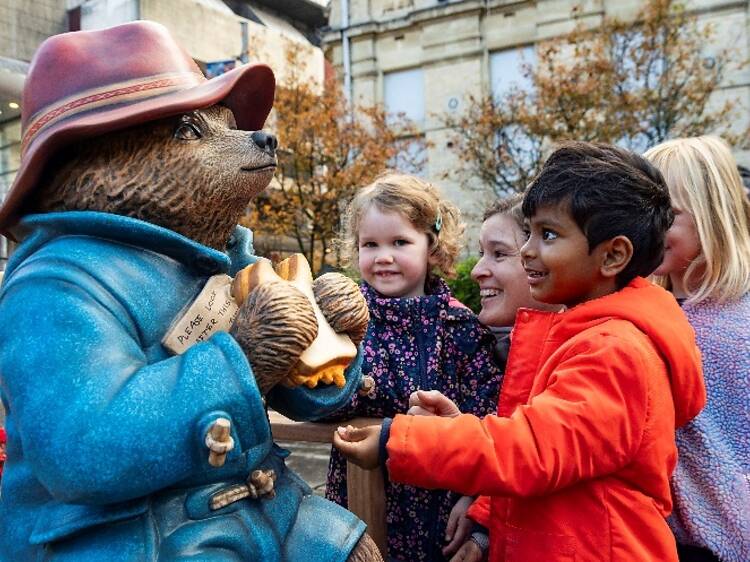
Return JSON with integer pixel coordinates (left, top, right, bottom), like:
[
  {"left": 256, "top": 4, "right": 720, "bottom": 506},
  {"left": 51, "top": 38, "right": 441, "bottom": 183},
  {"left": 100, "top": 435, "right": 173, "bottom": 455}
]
[{"left": 326, "top": 173, "right": 502, "bottom": 561}]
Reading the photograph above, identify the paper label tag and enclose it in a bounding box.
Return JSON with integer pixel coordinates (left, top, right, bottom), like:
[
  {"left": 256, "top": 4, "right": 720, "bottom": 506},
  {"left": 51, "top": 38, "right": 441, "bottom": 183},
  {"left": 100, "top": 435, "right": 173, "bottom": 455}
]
[{"left": 163, "top": 274, "right": 239, "bottom": 355}]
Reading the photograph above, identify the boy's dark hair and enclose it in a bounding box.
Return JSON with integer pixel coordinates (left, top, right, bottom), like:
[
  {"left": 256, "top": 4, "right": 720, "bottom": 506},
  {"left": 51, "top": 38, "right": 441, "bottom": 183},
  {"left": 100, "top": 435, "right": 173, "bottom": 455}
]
[{"left": 522, "top": 141, "right": 673, "bottom": 288}]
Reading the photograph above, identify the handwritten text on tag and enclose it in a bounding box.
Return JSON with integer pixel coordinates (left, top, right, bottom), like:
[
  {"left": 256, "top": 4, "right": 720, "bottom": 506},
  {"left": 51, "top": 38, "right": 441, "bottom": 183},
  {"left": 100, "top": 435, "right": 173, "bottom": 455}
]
[{"left": 163, "top": 274, "right": 239, "bottom": 355}]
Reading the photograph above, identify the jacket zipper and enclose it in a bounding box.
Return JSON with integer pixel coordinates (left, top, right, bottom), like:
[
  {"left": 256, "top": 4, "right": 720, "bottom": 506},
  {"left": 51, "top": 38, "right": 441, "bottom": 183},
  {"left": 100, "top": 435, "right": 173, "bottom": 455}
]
[
  {"left": 414, "top": 305, "right": 428, "bottom": 390},
  {"left": 414, "top": 302, "right": 444, "bottom": 561}
]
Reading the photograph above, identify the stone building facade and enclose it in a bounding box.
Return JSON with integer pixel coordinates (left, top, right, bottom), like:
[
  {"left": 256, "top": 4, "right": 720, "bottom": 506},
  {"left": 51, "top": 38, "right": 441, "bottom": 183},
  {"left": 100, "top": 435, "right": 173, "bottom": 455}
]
[
  {"left": 0, "top": 0, "right": 327, "bottom": 268},
  {"left": 323, "top": 0, "right": 750, "bottom": 227}
]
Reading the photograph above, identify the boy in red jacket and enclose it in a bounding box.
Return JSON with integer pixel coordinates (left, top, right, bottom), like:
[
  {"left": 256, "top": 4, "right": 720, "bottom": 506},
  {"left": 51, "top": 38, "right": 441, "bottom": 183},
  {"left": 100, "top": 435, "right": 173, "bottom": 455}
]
[{"left": 334, "top": 142, "right": 706, "bottom": 562}]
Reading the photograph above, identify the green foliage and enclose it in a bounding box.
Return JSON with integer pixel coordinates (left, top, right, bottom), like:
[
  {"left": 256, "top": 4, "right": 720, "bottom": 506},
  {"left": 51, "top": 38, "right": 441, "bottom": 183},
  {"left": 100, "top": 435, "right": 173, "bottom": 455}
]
[
  {"left": 332, "top": 260, "right": 481, "bottom": 313},
  {"left": 445, "top": 256, "right": 480, "bottom": 313},
  {"left": 337, "top": 266, "right": 361, "bottom": 284}
]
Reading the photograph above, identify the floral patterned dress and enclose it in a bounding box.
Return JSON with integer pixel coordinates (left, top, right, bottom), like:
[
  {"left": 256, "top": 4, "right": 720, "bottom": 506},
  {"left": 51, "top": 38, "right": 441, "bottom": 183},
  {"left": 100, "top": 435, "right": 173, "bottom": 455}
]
[{"left": 325, "top": 279, "right": 503, "bottom": 562}]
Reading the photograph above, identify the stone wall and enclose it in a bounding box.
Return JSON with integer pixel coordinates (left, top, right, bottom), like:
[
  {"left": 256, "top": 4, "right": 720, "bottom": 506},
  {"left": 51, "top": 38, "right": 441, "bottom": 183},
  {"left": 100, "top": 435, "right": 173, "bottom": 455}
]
[
  {"left": 0, "top": 0, "right": 68, "bottom": 62},
  {"left": 0, "top": 0, "right": 324, "bottom": 87},
  {"left": 325, "top": 0, "right": 750, "bottom": 237},
  {"left": 139, "top": 0, "right": 325, "bottom": 89}
]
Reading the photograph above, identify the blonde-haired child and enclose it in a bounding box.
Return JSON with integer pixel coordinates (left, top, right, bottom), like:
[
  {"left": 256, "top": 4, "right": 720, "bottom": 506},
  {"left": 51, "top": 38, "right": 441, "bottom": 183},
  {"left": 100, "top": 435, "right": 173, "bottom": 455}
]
[
  {"left": 645, "top": 136, "right": 750, "bottom": 562},
  {"left": 327, "top": 173, "right": 502, "bottom": 562}
]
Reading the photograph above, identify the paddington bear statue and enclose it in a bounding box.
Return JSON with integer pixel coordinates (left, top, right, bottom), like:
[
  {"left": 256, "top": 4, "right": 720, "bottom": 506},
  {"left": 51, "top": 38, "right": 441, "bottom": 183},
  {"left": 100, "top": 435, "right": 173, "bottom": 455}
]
[{"left": 0, "top": 21, "right": 381, "bottom": 562}]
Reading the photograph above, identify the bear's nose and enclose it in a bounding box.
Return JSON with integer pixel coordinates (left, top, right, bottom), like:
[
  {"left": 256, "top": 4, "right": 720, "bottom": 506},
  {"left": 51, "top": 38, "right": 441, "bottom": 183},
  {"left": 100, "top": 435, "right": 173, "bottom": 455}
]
[{"left": 251, "top": 131, "right": 278, "bottom": 155}]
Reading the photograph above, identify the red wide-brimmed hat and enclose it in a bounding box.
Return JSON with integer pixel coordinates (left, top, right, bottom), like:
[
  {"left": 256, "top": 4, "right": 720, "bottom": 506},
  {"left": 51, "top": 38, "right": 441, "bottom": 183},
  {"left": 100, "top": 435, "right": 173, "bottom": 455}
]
[{"left": 0, "top": 20, "right": 275, "bottom": 233}]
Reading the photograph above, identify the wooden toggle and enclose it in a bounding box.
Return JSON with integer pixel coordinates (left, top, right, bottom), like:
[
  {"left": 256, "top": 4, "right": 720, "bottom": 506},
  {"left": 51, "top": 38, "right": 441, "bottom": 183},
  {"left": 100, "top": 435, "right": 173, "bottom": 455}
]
[
  {"left": 209, "top": 468, "right": 277, "bottom": 510},
  {"left": 206, "top": 418, "right": 233, "bottom": 467}
]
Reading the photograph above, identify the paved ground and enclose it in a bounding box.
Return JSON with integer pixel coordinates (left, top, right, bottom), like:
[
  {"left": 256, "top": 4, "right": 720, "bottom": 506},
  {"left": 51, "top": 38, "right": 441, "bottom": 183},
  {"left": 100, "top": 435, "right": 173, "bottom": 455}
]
[{"left": 278, "top": 440, "right": 332, "bottom": 496}]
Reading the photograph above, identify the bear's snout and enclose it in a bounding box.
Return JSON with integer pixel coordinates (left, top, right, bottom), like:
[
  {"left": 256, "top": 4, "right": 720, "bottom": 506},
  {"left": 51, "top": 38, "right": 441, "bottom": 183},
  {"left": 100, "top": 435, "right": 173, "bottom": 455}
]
[{"left": 250, "top": 131, "right": 278, "bottom": 156}]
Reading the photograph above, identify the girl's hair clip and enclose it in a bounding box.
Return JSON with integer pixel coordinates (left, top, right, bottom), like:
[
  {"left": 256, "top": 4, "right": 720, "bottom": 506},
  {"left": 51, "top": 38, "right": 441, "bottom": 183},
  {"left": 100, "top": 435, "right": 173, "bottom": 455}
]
[{"left": 434, "top": 209, "right": 443, "bottom": 233}]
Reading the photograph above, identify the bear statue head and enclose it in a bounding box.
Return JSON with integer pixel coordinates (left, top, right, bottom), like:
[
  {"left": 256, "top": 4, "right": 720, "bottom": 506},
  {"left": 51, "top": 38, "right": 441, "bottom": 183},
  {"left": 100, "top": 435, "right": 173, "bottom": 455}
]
[{"left": 0, "top": 21, "right": 277, "bottom": 250}]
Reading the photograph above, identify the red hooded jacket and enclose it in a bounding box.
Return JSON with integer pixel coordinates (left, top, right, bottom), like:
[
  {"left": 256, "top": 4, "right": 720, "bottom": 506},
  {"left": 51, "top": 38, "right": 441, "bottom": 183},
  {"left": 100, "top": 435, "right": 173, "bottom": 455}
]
[{"left": 386, "top": 278, "right": 705, "bottom": 562}]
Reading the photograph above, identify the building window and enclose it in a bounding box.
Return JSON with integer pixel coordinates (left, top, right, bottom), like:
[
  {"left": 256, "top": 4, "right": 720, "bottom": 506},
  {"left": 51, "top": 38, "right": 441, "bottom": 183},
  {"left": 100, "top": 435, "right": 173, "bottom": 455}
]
[
  {"left": 489, "top": 46, "right": 537, "bottom": 196},
  {"left": 490, "top": 45, "right": 535, "bottom": 100},
  {"left": 384, "top": 68, "right": 425, "bottom": 125}
]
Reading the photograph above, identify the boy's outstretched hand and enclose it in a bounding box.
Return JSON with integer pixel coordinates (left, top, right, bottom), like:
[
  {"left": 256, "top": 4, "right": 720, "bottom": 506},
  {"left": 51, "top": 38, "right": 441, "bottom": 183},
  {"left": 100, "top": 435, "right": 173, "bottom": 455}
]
[
  {"left": 408, "top": 389, "right": 461, "bottom": 417},
  {"left": 333, "top": 424, "right": 382, "bottom": 469}
]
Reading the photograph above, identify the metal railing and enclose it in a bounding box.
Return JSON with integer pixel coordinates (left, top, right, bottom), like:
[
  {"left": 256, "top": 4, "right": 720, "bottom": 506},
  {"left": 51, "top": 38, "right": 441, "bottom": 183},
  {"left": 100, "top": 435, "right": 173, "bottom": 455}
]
[{"left": 269, "top": 411, "right": 388, "bottom": 558}]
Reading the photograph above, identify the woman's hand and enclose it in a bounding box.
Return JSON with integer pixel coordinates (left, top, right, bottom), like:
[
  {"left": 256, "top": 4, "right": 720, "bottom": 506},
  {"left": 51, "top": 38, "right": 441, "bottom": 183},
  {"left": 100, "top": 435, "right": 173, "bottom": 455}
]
[
  {"left": 407, "top": 389, "right": 461, "bottom": 417},
  {"left": 449, "top": 539, "right": 484, "bottom": 562},
  {"left": 332, "top": 424, "right": 382, "bottom": 469},
  {"left": 442, "top": 495, "right": 474, "bottom": 556}
]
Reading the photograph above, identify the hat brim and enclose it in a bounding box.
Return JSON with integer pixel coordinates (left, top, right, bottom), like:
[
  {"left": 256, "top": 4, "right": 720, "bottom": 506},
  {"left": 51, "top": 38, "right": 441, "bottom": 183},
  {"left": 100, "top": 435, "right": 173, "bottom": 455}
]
[{"left": 1, "top": 62, "right": 275, "bottom": 234}]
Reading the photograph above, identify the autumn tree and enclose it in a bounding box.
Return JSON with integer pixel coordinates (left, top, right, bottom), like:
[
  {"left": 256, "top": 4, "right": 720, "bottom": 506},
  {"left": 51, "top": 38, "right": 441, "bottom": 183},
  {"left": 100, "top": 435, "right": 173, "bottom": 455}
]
[
  {"left": 243, "top": 46, "right": 423, "bottom": 273},
  {"left": 444, "top": 0, "right": 743, "bottom": 197}
]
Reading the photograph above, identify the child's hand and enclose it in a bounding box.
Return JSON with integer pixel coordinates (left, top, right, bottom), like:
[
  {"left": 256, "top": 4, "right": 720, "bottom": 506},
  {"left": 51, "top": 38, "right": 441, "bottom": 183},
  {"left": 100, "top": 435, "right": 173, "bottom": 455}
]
[
  {"left": 442, "top": 495, "right": 474, "bottom": 556},
  {"left": 407, "top": 389, "right": 461, "bottom": 418},
  {"left": 449, "top": 539, "right": 484, "bottom": 562},
  {"left": 332, "top": 424, "right": 382, "bottom": 469}
]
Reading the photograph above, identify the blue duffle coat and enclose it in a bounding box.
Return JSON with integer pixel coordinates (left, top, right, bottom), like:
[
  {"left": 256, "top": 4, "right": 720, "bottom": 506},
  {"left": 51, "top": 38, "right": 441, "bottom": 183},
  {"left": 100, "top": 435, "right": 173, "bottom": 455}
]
[{"left": 0, "top": 211, "right": 365, "bottom": 562}]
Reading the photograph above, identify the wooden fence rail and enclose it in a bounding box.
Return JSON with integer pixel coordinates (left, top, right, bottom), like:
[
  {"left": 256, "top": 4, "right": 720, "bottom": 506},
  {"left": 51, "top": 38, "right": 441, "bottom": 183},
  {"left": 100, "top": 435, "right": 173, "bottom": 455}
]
[{"left": 269, "top": 411, "right": 388, "bottom": 559}]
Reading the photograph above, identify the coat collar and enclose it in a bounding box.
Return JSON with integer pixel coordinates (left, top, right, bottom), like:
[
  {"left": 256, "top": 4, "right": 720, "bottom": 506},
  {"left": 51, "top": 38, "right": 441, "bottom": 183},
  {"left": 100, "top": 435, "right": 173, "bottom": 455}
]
[
  {"left": 8, "top": 211, "right": 254, "bottom": 277},
  {"left": 501, "top": 278, "right": 704, "bottom": 427},
  {"left": 362, "top": 278, "right": 452, "bottom": 322}
]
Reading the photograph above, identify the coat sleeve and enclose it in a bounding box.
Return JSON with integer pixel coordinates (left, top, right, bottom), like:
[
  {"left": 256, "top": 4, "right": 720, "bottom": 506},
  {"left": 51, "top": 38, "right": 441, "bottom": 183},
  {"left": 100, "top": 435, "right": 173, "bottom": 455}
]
[
  {"left": 266, "top": 350, "right": 365, "bottom": 421},
  {"left": 0, "top": 269, "right": 268, "bottom": 506},
  {"left": 308, "top": 329, "right": 392, "bottom": 423},
  {"left": 385, "top": 334, "right": 651, "bottom": 497},
  {"left": 307, "top": 379, "right": 369, "bottom": 422},
  {"left": 466, "top": 495, "right": 492, "bottom": 528}
]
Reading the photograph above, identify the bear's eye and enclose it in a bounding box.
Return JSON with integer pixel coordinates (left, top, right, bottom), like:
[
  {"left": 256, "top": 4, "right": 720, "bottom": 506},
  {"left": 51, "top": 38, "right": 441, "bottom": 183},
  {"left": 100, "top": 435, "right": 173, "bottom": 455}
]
[{"left": 174, "top": 122, "right": 202, "bottom": 141}]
